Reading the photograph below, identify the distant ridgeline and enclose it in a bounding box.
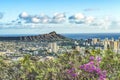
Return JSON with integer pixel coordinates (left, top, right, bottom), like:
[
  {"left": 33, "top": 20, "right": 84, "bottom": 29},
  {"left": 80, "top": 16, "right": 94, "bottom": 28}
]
[{"left": 0, "top": 31, "right": 68, "bottom": 41}]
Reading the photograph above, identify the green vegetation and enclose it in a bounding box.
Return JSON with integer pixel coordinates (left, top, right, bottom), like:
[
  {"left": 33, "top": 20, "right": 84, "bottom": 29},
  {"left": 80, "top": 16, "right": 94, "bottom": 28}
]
[{"left": 0, "top": 49, "right": 120, "bottom": 80}]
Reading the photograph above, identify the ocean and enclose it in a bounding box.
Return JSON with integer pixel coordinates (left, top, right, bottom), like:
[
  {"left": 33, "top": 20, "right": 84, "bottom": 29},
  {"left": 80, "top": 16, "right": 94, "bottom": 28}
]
[
  {"left": 62, "top": 33, "right": 120, "bottom": 40},
  {"left": 1, "top": 33, "right": 120, "bottom": 40}
]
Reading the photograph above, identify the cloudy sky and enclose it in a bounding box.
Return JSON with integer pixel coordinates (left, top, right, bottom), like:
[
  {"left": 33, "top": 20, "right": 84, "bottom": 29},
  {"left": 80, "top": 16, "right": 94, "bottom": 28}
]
[{"left": 0, "top": 0, "right": 120, "bottom": 34}]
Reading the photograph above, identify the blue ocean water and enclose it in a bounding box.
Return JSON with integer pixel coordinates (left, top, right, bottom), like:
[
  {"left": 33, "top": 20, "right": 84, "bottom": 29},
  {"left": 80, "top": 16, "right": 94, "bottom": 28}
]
[
  {"left": 62, "top": 33, "right": 120, "bottom": 40},
  {"left": 1, "top": 33, "right": 120, "bottom": 40}
]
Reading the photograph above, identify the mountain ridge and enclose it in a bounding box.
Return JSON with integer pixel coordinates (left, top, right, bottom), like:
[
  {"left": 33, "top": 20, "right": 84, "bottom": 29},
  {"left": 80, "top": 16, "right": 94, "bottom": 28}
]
[{"left": 0, "top": 31, "right": 69, "bottom": 41}]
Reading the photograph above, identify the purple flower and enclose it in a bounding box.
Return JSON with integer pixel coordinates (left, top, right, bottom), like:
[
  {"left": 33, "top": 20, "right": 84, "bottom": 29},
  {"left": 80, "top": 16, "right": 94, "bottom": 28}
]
[
  {"left": 67, "top": 67, "right": 78, "bottom": 77},
  {"left": 80, "top": 56, "right": 107, "bottom": 79},
  {"left": 102, "top": 70, "right": 107, "bottom": 74},
  {"left": 89, "top": 61, "right": 94, "bottom": 65},
  {"left": 71, "top": 67, "right": 75, "bottom": 71},
  {"left": 96, "top": 56, "right": 101, "bottom": 62},
  {"left": 80, "top": 65, "right": 84, "bottom": 69},
  {"left": 71, "top": 73, "right": 78, "bottom": 77},
  {"left": 99, "top": 75, "right": 106, "bottom": 80},
  {"left": 101, "top": 70, "right": 107, "bottom": 78},
  {"left": 89, "top": 56, "right": 95, "bottom": 61},
  {"left": 67, "top": 70, "right": 72, "bottom": 74},
  {"left": 85, "top": 64, "right": 91, "bottom": 71},
  {"left": 95, "top": 68, "right": 101, "bottom": 74},
  {"left": 89, "top": 65, "right": 96, "bottom": 72},
  {"left": 67, "top": 67, "right": 75, "bottom": 74}
]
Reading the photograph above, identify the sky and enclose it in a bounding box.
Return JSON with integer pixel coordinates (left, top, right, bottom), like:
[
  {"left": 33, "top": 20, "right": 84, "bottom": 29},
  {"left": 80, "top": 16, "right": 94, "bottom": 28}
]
[{"left": 0, "top": 0, "right": 120, "bottom": 34}]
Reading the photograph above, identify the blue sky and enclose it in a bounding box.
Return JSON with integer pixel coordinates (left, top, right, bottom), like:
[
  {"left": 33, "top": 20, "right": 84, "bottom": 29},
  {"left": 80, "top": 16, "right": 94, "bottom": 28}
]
[{"left": 0, "top": 0, "right": 120, "bottom": 34}]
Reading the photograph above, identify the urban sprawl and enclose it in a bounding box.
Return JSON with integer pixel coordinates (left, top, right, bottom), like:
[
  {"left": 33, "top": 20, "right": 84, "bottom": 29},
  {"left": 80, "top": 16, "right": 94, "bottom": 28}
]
[{"left": 0, "top": 37, "right": 120, "bottom": 61}]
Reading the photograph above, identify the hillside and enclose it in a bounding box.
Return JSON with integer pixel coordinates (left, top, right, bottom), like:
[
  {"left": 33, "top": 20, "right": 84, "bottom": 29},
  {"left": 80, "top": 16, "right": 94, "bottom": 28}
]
[{"left": 0, "top": 31, "right": 69, "bottom": 41}]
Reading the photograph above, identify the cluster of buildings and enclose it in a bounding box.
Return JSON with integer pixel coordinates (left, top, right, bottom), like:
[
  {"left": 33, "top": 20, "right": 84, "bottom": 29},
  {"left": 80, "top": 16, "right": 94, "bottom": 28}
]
[
  {"left": 103, "top": 38, "right": 120, "bottom": 52},
  {"left": 0, "top": 37, "right": 120, "bottom": 60},
  {"left": 48, "top": 42, "right": 59, "bottom": 53},
  {"left": 83, "top": 38, "right": 120, "bottom": 53}
]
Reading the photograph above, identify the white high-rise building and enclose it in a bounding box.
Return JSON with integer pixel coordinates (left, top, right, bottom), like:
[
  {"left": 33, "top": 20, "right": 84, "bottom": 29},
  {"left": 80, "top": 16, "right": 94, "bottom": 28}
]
[
  {"left": 103, "top": 38, "right": 120, "bottom": 52},
  {"left": 113, "top": 40, "right": 119, "bottom": 52},
  {"left": 104, "top": 38, "right": 109, "bottom": 50},
  {"left": 48, "top": 42, "right": 59, "bottom": 53}
]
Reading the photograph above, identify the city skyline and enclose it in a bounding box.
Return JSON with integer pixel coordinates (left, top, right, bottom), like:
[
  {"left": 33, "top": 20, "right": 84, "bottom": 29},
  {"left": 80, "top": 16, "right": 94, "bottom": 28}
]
[{"left": 0, "top": 0, "right": 120, "bottom": 34}]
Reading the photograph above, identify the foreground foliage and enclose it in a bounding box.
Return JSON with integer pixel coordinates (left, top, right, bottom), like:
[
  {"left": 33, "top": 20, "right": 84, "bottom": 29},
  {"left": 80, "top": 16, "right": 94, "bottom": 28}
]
[{"left": 0, "top": 49, "right": 120, "bottom": 80}]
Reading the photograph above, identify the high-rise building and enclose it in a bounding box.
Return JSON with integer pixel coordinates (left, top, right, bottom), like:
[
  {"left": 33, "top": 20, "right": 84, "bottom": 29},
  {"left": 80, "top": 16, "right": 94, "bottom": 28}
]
[
  {"left": 92, "top": 38, "right": 100, "bottom": 45},
  {"left": 109, "top": 41, "right": 114, "bottom": 49},
  {"left": 104, "top": 38, "right": 110, "bottom": 50},
  {"left": 113, "top": 40, "right": 119, "bottom": 52},
  {"left": 103, "top": 38, "right": 120, "bottom": 52},
  {"left": 48, "top": 42, "right": 59, "bottom": 53}
]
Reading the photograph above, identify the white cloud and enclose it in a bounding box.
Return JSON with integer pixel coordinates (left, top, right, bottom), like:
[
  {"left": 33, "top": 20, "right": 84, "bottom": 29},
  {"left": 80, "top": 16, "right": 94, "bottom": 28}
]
[
  {"left": 2, "top": 12, "right": 120, "bottom": 33},
  {"left": 18, "top": 12, "right": 66, "bottom": 24},
  {"left": 74, "top": 13, "right": 85, "bottom": 20},
  {"left": 69, "top": 13, "right": 86, "bottom": 24},
  {"left": 69, "top": 13, "right": 85, "bottom": 20},
  {"left": 42, "top": 18, "right": 50, "bottom": 23},
  {"left": 86, "top": 16, "right": 94, "bottom": 24},
  {"left": 32, "top": 17, "right": 40, "bottom": 23},
  {"left": 19, "top": 12, "right": 29, "bottom": 19},
  {"left": 98, "top": 17, "right": 112, "bottom": 30},
  {"left": 54, "top": 13, "right": 65, "bottom": 18},
  {"left": 52, "top": 13, "right": 66, "bottom": 23}
]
